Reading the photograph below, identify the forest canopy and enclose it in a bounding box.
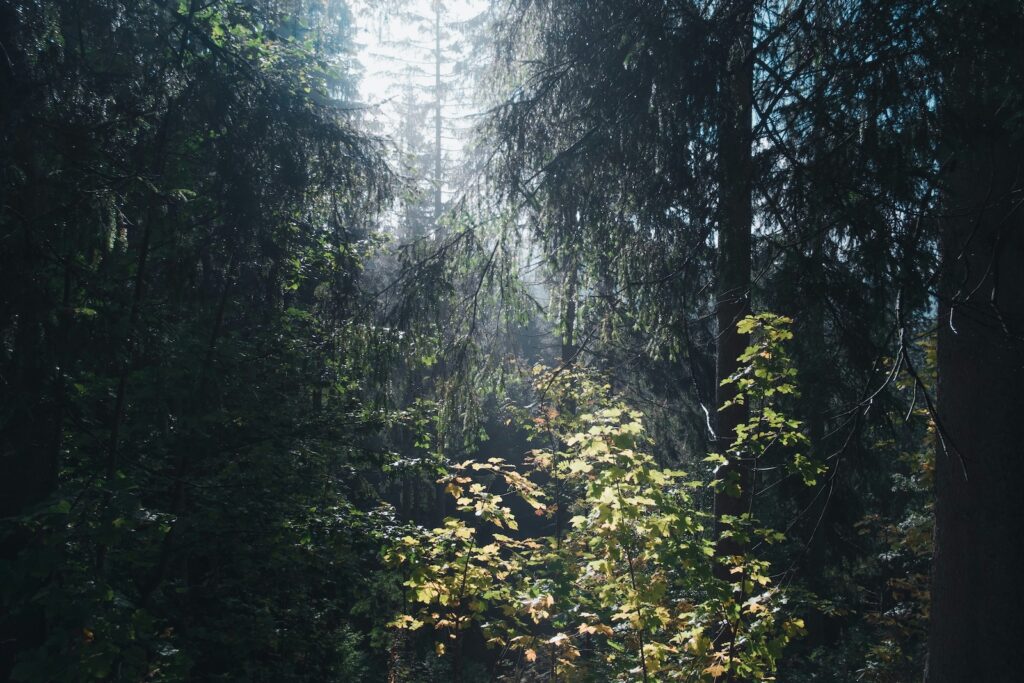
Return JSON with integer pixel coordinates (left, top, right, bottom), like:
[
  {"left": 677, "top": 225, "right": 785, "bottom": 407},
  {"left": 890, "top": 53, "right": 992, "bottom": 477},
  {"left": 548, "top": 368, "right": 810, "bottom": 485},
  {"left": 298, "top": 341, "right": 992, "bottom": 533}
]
[{"left": 1, "top": 0, "right": 1021, "bottom": 681}]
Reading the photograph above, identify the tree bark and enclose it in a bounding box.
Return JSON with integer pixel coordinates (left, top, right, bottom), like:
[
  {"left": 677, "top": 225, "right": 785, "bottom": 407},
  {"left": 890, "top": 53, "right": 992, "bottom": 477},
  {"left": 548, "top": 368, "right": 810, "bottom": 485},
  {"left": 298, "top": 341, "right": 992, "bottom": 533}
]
[
  {"left": 927, "top": 5, "right": 1024, "bottom": 679},
  {"left": 713, "top": 0, "right": 754, "bottom": 569},
  {"left": 0, "top": 120, "right": 60, "bottom": 682}
]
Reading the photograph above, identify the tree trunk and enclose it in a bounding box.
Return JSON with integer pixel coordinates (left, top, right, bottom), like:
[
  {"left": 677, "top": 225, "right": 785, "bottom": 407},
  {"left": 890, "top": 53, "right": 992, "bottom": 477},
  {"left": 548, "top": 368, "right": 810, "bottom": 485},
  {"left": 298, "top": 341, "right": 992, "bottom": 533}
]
[
  {"left": 433, "top": 0, "right": 443, "bottom": 224},
  {"left": 713, "top": 0, "right": 754, "bottom": 568},
  {"left": 927, "top": 6, "right": 1024, "bottom": 679},
  {"left": 0, "top": 134, "right": 60, "bottom": 682}
]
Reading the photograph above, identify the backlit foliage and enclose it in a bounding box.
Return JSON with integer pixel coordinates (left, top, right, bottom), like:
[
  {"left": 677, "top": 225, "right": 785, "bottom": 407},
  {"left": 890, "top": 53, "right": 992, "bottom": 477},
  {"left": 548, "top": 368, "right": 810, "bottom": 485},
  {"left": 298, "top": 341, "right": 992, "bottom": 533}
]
[{"left": 387, "top": 315, "right": 817, "bottom": 680}]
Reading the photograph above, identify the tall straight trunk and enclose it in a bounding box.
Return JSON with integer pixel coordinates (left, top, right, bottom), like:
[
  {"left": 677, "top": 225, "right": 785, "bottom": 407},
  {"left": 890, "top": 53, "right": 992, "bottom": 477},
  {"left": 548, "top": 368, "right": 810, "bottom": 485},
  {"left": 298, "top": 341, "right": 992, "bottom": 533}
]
[
  {"left": 561, "top": 266, "right": 578, "bottom": 367},
  {"left": 433, "top": 0, "right": 443, "bottom": 223},
  {"left": 928, "top": 7, "right": 1024, "bottom": 679},
  {"left": 795, "top": 0, "right": 834, "bottom": 639},
  {"left": 560, "top": 204, "right": 579, "bottom": 368},
  {"left": 555, "top": 222, "right": 578, "bottom": 546},
  {"left": 805, "top": 0, "right": 830, "bottom": 480},
  {"left": 0, "top": 133, "right": 60, "bottom": 681},
  {"left": 713, "top": 0, "right": 754, "bottom": 565}
]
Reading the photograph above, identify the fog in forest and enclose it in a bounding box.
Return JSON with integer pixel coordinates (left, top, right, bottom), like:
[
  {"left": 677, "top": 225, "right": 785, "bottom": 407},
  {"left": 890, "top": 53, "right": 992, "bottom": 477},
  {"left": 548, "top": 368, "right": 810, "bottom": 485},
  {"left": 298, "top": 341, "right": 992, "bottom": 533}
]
[{"left": 1, "top": 1, "right": 1022, "bottom": 681}]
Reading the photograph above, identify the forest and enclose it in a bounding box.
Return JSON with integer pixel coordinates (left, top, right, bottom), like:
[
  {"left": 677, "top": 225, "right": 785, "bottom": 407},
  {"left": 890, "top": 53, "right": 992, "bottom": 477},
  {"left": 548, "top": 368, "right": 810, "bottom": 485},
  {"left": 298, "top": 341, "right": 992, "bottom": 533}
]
[{"left": 0, "top": 0, "right": 1021, "bottom": 681}]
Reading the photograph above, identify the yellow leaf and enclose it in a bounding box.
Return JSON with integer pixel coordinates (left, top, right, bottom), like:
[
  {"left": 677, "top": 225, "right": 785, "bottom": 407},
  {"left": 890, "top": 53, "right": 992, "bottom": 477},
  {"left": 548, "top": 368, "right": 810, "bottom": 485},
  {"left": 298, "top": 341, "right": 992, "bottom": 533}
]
[
  {"left": 704, "top": 663, "right": 727, "bottom": 678},
  {"left": 568, "top": 459, "right": 593, "bottom": 474},
  {"left": 525, "top": 648, "right": 537, "bottom": 662}
]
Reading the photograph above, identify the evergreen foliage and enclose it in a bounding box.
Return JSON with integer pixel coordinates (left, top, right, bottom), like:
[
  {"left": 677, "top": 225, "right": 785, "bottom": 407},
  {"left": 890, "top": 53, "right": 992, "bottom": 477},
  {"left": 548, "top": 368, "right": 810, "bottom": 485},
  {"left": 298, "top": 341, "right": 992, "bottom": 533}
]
[{"left": 1, "top": 0, "right": 1021, "bottom": 681}]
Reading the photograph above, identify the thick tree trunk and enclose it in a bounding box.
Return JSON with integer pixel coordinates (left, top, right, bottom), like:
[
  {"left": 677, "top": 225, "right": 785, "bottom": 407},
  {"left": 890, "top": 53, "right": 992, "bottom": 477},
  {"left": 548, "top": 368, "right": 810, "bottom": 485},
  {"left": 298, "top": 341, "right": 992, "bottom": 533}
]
[
  {"left": 713, "top": 0, "right": 754, "bottom": 567},
  {"left": 0, "top": 150, "right": 60, "bottom": 681},
  {"left": 928, "top": 6, "right": 1024, "bottom": 679}
]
